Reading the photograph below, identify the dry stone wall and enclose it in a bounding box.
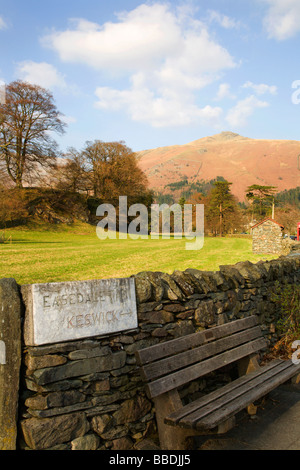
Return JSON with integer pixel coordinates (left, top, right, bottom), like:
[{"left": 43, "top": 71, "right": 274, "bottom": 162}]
[{"left": 14, "top": 252, "right": 300, "bottom": 450}]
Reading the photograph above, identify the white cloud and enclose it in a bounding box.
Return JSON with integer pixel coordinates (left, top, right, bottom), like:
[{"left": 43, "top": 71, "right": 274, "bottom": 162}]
[
  {"left": 242, "top": 81, "right": 277, "bottom": 95},
  {"left": 215, "top": 83, "right": 236, "bottom": 100},
  {"left": 95, "top": 83, "right": 223, "bottom": 128},
  {"left": 226, "top": 95, "right": 269, "bottom": 128},
  {"left": 16, "top": 61, "right": 67, "bottom": 90},
  {"left": 43, "top": 3, "right": 236, "bottom": 127},
  {"left": 208, "top": 10, "right": 241, "bottom": 29},
  {"left": 0, "top": 16, "right": 7, "bottom": 30},
  {"left": 262, "top": 0, "right": 300, "bottom": 40},
  {"left": 42, "top": 5, "right": 182, "bottom": 72},
  {"left": 43, "top": 4, "right": 236, "bottom": 75}
]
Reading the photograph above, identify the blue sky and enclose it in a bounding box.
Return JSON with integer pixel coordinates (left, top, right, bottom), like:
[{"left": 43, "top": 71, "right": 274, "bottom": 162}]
[{"left": 1, "top": 0, "right": 300, "bottom": 153}]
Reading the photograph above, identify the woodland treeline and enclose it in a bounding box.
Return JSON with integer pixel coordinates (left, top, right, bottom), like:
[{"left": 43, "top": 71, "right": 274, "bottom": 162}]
[
  {"left": 157, "top": 179, "right": 300, "bottom": 235},
  {"left": 0, "top": 80, "right": 299, "bottom": 235},
  {"left": 0, "top": 81, "right": 153, "bottom": 227}
]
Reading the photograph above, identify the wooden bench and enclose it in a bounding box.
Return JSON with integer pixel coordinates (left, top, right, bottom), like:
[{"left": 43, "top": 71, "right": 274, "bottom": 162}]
[{"left": 135, "top": 316, "right": 300, "bottom": 450}]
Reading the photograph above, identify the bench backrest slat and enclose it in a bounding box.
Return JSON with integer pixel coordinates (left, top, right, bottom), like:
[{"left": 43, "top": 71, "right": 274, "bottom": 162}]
[
  {"left": 135, "top": 316, "right": 267, "bottom": 399},
  {"left": 146, "top": 337, "right": 266, "bottom": 398},
  {"left": 140, "top": 325, "right": 263, "bottom": 382},
  {"left": 136, "top": 316, "right": 258, "bottom": 366}
]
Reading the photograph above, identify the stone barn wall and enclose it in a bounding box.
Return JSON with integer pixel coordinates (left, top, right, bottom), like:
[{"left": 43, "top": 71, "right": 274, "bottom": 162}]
[{"left": 252, "top": 218, "right": 284, "bottom": 254}]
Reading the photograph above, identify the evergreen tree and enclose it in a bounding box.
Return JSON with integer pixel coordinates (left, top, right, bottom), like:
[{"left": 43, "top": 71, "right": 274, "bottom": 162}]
[
  {"left": 206, "top": 181, "right": 236, "bottom": 236},
  {"left": 245, "top": 184, "right": 277, "bottom": 220}
]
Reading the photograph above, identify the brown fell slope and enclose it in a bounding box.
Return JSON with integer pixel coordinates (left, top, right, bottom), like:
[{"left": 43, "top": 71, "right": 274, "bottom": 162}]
[{"left": 137, "top": 132, "right": 300, "bottom": 201}]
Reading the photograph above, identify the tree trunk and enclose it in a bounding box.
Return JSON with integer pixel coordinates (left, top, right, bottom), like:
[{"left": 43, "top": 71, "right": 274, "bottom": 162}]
[{"left": 15, "top": 169, "right": 23, "bottom": 189}]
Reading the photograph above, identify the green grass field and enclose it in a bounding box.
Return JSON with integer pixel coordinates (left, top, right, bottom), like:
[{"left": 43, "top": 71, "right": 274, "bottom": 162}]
[{"left": 0, "top": 222, "right": 277, "bottom": 285}]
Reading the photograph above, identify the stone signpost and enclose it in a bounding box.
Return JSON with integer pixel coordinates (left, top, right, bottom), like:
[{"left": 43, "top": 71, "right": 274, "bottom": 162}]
[{"left": 22, "top": 277, "right": 138, "bottom": 346}]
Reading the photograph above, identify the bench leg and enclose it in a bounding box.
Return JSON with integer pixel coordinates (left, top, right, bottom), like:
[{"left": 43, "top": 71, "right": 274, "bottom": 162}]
[
  {"left": 237, "top": 354, "right": 260, "bottom": 376},
  {"left": 217, "top": 416, "right": 236, "bottom": 434},
  {"left": 154, "top": 390, "right": 198, "bottom": 450},
  {"left": 291, "top": 373, "right": 300, "bottom": 384},
  {"left": 238, "top": 354, "right": 260, "bottom": 416}
]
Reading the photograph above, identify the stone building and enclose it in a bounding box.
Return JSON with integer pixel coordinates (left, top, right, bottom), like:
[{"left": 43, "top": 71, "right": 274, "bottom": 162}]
[{"left": 251, "top": 217, "right": 284, "bottom": 254}]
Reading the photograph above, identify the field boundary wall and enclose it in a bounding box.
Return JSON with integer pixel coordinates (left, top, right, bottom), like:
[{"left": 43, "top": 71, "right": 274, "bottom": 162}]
[{"left": 1, "top": 252, "right": 300, "bottom": 450}]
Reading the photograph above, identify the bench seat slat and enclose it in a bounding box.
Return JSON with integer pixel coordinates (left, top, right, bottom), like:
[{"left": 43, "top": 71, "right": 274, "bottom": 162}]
[
  {"left": 169, "top": 360, "right": 291, "bottom": 428},
  {"left": 135, "top": 316, "right": 258, "bottom": 366},
  {"left": 190, "top": 360, "right": 300, "bottom": 431},
  {"left": 165, "top": 359, "right": 284, "bottom": 426},
  {"left": 140, "top": 326, "right": 263, "bottom": 382},
  {"left": 146, "top": 337, "right": 267, "bottom": 398}
]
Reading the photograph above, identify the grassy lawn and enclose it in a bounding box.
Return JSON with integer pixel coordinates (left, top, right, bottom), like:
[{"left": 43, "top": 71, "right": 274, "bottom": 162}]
[{"left": 0, "top": 222, "right": 277, "bottom": 285}]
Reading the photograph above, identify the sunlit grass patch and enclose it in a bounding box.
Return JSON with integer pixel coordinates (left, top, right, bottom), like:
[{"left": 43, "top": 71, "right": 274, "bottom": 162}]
[{"left": 0, "top": 223, "right": 277, "bottom": 285}]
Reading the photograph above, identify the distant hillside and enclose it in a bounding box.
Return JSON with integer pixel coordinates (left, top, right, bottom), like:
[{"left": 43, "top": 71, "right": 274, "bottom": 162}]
[
  {"left": 137, "top": 131, "right": 300, "bottom": 201},
  {"left": 155, "top": 176, "right": 226, "bottom": 204}
]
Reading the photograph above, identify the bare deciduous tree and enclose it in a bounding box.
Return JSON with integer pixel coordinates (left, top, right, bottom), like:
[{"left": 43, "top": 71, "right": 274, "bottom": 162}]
[
  {"left": 0, "top": 80, "right": 66, "bottom": 188},
  {"left": 49, "top": 147, "right": 92, "bottom": 195},
  {"left": 82, "top": 140, "right": 149, "bottom": 201}
]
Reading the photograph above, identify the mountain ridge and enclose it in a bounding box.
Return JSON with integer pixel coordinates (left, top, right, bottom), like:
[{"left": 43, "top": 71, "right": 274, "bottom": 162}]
[{"left": 137, "top": 132, "right": 300, "bottom": 201}]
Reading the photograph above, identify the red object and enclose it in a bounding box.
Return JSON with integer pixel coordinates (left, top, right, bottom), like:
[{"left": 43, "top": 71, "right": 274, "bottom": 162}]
[{"left": 297, "top": 222, "right": 300, "bottom": 241}]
